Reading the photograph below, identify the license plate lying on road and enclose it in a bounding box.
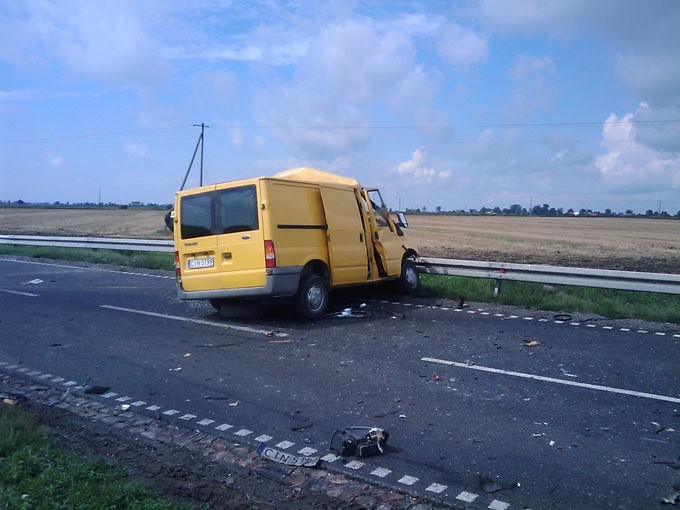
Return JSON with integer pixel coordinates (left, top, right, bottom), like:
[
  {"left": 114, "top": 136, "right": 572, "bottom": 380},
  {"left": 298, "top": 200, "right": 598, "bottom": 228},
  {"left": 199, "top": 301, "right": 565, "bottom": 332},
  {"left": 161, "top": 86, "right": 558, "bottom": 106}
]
[{"left": 187, "top": 257, "right": 214, "bottom": 269}]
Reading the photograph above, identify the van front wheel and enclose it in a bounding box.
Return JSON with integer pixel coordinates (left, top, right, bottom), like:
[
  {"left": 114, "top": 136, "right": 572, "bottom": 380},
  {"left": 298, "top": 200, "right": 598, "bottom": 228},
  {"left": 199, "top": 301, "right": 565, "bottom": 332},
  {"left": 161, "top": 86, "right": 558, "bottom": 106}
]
[
  {"left": 296, "top": 275, "right": 329, "bottom": 319},
  {"left": 399, "top": 258, "right": 420, "bottom": 293}
]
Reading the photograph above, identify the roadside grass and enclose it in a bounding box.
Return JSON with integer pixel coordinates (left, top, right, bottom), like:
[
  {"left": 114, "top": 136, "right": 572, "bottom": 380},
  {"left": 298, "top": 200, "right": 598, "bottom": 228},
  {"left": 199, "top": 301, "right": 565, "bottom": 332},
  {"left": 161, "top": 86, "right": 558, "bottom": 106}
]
[
  {"left": 1, "top": 244, "right": 677, "bottom": 323},
  {"left": 418, "top": 274, "right": 680, "bottom": 324},
  {"left": 0, "top": 245, "right": 174, "bottom": 271},
  {"left": 0, "top": 404, "right": 199, "bottom": 510}
]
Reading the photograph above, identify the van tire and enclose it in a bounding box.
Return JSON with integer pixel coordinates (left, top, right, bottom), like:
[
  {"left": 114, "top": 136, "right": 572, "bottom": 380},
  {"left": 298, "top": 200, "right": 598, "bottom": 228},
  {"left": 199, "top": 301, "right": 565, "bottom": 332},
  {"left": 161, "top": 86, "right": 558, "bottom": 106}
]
[
  {"left": 296, "top": 275, "right": 329, "bottom": 319},
  {"left": 399, "top": 258, "right": 419, "bottom": 293}
]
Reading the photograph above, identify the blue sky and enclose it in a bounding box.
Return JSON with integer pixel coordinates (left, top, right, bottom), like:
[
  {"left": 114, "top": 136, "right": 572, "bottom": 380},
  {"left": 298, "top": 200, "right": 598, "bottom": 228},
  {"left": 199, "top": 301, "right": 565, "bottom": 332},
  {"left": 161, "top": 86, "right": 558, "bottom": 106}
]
[{"left": 1, "top": 0, "right": 679, "bottom": 214}]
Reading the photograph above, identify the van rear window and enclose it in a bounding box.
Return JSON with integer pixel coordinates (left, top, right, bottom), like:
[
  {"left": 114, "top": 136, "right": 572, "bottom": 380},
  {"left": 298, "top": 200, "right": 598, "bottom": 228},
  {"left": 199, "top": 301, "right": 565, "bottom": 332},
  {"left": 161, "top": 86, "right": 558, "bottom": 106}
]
[
  {"left": 181, "top": 193, "right": 213, "bottom": 239},
  {"left": 180, "top": 185, "right": 258, "bottom": 239},
  {"left": 216, "top": 186, "right": 258, "bottom": 234}
]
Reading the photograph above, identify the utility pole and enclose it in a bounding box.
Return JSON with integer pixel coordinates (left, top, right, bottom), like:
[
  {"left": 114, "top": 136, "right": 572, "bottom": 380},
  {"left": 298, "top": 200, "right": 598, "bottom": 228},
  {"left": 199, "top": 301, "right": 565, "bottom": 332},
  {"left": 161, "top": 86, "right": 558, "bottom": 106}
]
[
  {"left": 180, "top": 123, "right": 210, "bottom": 190},
  {"left": 193, "top": 123, "right": 209, "bottom": 186}
]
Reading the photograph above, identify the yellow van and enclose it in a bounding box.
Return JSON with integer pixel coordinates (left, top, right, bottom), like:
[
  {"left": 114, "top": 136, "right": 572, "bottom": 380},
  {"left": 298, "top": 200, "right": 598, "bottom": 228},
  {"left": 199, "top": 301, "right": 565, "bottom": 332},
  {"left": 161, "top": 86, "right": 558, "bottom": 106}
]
[{"left": 171, "top": 167, "right": 419, "bottom": 318}]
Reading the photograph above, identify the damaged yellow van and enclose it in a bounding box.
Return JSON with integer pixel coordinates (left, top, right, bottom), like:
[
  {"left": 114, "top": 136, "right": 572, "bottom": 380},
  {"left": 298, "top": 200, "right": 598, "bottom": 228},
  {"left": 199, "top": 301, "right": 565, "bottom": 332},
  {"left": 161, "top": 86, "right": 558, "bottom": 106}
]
[{"left": 172, "top": 167, "right": 419, "bottom": 318}]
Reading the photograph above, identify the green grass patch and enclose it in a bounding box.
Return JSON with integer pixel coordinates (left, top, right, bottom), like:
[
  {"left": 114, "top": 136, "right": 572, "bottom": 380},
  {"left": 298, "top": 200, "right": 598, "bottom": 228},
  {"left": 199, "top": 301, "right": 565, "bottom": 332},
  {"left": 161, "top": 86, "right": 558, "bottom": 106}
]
[
  {"left": 418, "top": 274, "right": 680, "bottom": 323},
  {"left": 0, "top": 404, "right": 198, "bottom": 510},
  {"left": 0, "top": 245, "right": 174, "bottom": 271}
]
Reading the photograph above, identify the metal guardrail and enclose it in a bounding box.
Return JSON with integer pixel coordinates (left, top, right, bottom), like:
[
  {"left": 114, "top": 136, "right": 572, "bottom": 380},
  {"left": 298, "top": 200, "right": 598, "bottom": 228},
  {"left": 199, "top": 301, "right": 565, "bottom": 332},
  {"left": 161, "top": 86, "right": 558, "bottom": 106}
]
[
  {"left": 416, "top": 257, "right": 680, "bottom": 295},
  {"left": 1, "top": 234, "right": 679, "bottom": 295},
  {"left": 0, "top": 234, "right": 174, "bottom": 253}
]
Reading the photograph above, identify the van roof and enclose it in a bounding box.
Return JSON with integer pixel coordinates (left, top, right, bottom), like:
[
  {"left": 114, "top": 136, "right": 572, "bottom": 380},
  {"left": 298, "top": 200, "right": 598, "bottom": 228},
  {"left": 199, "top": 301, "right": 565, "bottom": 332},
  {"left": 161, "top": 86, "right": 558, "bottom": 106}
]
[{"left": 273, "top": 167, "right": 359, "bottom": 186}]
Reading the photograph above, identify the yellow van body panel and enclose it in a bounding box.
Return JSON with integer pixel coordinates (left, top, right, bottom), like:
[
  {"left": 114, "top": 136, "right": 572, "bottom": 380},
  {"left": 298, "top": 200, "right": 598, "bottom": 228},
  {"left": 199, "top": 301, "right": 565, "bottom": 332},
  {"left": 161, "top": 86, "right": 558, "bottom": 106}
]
[{"left": 260, "top": 179, "right": 329, "bottom": 269}]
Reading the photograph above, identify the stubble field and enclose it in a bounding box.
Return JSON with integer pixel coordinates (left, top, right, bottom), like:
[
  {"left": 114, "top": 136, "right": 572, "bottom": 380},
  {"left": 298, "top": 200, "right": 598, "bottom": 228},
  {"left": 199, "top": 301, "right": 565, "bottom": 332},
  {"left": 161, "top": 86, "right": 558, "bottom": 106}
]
[{"left": 1, "top": 208, "right": 678, "bottom": 274}]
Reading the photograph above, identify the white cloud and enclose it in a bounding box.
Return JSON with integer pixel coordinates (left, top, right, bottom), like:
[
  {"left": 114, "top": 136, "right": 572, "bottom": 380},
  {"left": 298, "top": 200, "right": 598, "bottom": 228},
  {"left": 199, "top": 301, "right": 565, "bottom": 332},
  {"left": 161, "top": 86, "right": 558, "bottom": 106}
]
[
  {"left": 478, "top": 0, "right": 680, "bottom": 108},
  {"left": 397, "top": 148, "right": 451, "bottom": 183},
  {"left": 507, "top": 55, "right": 557, "bottom": 117},
  {"left": 255, "top": 18, "right": 447, "bottom": 157},
  {"left": 124, "top": 142, "right": 147, "bottom": 158},
  {"left": 437, "top": 23, "right": 488, "bottom": 69},
  {"left": 46, "top": 155, "right": 63, "bottom": 167},
  {"left": 595, "top": 109, "right": 680, "bottom": 191},
  {"left": 0, "top": 1, "right": 170, "bottom": 86}
]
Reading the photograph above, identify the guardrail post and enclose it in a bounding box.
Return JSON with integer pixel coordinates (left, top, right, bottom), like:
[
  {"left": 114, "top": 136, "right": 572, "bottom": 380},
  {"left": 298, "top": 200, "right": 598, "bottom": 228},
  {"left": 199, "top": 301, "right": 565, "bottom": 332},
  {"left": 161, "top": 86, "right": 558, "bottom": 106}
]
[{"left": 494, "top": 279, "right": 502, "bottom": 298}]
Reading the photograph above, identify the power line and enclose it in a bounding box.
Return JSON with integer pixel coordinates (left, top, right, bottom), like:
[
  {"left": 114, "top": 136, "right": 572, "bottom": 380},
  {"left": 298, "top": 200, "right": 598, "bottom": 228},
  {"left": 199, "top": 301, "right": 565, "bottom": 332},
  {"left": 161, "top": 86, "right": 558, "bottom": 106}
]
[{"left": 0, "top": 125, "right": 193, "bottom": 145}]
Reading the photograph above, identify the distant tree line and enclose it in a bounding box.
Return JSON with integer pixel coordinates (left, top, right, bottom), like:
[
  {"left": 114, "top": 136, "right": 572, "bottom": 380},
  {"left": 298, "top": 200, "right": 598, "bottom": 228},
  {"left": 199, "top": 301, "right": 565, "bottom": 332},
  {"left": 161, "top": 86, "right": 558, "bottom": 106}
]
[
  {"left": 402, "top": 203, "right": 680, "bottom": 219},
  {"left": 0, "top": 200, "right": 172, "bottom": 210}
]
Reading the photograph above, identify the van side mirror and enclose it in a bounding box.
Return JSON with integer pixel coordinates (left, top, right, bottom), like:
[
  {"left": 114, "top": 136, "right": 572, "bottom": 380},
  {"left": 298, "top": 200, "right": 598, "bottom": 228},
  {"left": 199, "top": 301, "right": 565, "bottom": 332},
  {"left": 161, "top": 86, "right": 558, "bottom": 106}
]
[{"left": 397, "top": 212, "right": 408, "bottom": 228}]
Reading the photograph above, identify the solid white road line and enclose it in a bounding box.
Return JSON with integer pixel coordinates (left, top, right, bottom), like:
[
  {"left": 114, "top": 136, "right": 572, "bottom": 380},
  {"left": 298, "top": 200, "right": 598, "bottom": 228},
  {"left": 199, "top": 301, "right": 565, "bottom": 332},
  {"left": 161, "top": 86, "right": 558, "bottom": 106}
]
[
  {"left": 421, "top": 357, "right": 680, "bottom": 404},
  {"left": 100, "top": 305, "right": 288, "bottom": 337},
  {"left": 0, "top": 289, "right": 39, "bottom": 297}
]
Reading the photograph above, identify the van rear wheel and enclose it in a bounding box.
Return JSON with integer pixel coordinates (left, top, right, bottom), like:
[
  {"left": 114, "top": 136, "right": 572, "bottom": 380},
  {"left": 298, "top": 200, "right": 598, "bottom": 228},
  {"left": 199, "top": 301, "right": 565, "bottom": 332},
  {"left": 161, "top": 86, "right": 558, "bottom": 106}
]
[{"left": 296, "top": 275, "right": 329, "bottom": 319}]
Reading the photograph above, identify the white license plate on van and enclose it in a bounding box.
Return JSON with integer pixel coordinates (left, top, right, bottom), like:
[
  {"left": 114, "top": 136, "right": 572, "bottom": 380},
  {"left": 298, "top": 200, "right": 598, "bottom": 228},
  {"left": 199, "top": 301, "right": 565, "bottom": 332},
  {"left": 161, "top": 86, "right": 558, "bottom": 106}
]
[{"left": 187, "top": 257, "right": 214, "bottom": 269}]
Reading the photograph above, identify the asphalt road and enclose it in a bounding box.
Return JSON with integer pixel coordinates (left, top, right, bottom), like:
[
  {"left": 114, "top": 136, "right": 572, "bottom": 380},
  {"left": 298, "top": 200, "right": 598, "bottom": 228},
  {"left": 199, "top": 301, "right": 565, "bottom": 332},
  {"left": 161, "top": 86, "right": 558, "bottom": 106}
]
[{"left": 1, "top": 256, "right": 678, "bottom": 510}]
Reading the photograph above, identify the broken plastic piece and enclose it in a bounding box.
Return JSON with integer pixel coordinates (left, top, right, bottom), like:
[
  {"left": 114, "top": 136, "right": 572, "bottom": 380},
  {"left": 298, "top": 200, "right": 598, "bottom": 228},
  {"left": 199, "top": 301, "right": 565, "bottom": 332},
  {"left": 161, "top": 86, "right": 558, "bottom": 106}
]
[
  {"left": 524, "top": 340, "right": 540, "bottom": 347},
  {"left": 330, "top": 307, "right": 368, "bottom": 318}
]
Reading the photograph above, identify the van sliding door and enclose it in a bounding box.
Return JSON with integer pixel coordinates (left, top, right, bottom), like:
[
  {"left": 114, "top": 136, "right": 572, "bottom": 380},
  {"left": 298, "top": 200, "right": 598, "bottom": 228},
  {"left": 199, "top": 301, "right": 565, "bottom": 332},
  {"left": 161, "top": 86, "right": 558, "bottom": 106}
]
[{"left": 319, "top": 187, "right": 370, "bottom": 285}]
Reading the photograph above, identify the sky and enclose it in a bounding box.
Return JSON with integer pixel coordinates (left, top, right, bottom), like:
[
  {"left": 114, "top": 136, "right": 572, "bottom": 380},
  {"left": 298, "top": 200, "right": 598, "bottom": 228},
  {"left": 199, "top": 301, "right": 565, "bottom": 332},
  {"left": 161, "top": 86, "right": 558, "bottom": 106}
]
[{"left": 1, "top": 0, "right": 679, "bottom": 214}]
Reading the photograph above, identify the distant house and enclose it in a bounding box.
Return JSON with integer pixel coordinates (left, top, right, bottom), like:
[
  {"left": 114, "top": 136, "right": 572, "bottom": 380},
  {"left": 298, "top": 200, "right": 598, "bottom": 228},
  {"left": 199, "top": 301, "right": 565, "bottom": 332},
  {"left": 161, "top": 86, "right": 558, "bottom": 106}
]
[{"left": 130, "top": 201, "right": 143, "bottom": 207}]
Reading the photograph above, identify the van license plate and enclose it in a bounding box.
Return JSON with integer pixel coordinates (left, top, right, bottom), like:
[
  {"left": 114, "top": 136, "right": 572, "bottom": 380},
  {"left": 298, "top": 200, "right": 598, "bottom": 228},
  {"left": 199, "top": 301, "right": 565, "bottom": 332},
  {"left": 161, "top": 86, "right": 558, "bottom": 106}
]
[{"left": 187, "top": 257, "right": 214, "bottom": 269}]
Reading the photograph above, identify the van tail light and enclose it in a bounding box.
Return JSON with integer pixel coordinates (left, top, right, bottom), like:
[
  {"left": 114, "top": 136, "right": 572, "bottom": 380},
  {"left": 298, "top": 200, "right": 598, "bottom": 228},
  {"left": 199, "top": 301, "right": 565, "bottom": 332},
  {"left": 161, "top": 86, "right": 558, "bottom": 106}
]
[
  {"left": 174, "top": 251, "right": 182, "bottom": 278},
  {"left": 264, "top": 240, "right": 276, "bottom": 268}
]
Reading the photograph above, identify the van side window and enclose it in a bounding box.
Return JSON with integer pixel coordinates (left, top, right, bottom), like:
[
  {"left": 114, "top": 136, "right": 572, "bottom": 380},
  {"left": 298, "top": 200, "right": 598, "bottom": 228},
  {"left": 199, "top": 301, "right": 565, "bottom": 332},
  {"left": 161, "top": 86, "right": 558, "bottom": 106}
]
[
  {"left": 181, "top": 193, "right": 213, "bottom": 239},
  {"left": 217, "top": 185, "right": 258, "bottom": 234}
]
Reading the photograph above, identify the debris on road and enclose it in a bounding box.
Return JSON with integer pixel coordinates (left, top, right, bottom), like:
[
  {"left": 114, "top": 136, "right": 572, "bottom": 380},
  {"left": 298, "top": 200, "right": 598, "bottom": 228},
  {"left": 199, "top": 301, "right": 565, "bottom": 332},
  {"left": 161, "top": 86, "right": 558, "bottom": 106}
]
[
  {"left": 1, "top": 392, "right": 26, "bottom": 405},
  {"left": 524, "top": 340, "right": 540, "bottom": 347},
  {"left": 330, "top": 307, "right": 368, "bottom": 318},
  {"left": 84, "top": 386, "right": 110, "bottom": 395},
  {"left": 661, "top": 486, "right": 679, "bottom": 505},
  {"left": 257, "top": 443, "right": 320, "bottom": 467},
  {"left": 330, "top": 426, "right": 389, "bottom": 457},
  {"left": 478, "top": 474, "right": 503, "bottom": 493},
  {"left": 432, "top": 373, "right": 441, "bottom": 381}
]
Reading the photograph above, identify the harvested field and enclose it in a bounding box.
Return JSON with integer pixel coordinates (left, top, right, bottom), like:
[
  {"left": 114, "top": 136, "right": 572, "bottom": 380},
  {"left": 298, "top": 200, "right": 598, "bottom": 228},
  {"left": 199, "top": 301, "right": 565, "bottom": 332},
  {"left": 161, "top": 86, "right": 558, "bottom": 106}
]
[
  {"left": 1, "top": 208, "right": 679, "bottom": 274},
  {"left": 408, "top": 215, "right": 680, "bottom": 274}
]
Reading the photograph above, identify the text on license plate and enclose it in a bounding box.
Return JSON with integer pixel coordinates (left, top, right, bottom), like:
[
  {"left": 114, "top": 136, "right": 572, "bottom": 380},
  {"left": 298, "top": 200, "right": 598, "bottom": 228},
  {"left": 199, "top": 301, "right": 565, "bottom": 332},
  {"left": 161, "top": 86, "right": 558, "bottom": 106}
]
[{"left": 187, "top": 257, "right": 214, "bottom": 269}]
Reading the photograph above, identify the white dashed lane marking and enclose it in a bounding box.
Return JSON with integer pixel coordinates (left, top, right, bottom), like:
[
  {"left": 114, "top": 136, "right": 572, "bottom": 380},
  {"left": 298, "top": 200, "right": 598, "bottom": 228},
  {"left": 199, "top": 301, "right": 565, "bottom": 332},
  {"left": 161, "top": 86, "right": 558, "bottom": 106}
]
[
  {"left": 398, "top": 475, "right": 419, "bottom": 486},
  {"left": 379, "top": 300, "right": 679, "bottom": 338},
  {"left": 371, "top": 467, "right": 391, "bottom": 478},
  {"left": 422, "top": 357, "right": 680, "bottom": 404}
]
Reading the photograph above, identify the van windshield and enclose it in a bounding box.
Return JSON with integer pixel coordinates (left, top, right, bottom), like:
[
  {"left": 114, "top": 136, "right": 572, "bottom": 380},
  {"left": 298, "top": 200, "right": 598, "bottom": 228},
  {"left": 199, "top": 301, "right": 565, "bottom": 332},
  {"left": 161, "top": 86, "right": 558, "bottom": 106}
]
[{"left": 180, "top": 185, "right": 258, "bottom": 239}]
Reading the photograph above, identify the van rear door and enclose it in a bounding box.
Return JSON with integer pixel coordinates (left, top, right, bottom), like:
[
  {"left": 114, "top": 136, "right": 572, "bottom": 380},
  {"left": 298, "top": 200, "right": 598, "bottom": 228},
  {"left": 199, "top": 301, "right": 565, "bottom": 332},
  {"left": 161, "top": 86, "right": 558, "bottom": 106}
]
[
  {"left": 214, "top": 183, "right": 265, "bottom": 289},
  {"left": 320, "top": 186, "right": 370, "bottom": 285},
  {"left": 178, "top": 186, "right": 218, "bottom": 292},
  {"left": 178, "top": 183, "right": 265, "bottom": 292}
]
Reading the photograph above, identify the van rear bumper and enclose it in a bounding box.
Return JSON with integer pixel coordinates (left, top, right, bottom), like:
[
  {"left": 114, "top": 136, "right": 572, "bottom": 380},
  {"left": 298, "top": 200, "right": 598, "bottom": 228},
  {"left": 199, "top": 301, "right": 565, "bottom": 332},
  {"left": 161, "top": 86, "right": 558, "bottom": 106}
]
[{"left": 177, "top": 266, "right": 302, "bottom": 301}]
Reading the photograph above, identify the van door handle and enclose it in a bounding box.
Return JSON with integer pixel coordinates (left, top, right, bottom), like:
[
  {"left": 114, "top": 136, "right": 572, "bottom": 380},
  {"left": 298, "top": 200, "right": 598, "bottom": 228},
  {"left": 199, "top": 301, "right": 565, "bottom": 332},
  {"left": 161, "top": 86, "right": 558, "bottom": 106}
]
[{"left": 242, "top": 234, "right": 250, "bottom": 239}]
